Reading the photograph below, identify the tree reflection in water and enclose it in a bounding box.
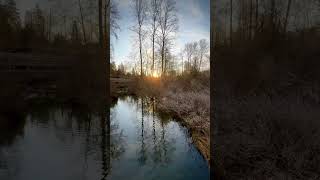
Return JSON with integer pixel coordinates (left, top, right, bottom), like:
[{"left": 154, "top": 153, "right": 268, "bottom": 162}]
[
  {"left": 0, "top": 112, "right": 26, "bottom": 176},
  {"left": 0, "top": 101, "right": 125, "bottom": 180},
  {"left": 0, "top": 97, "right": 209, "bottom": 180},
  {"left": 138, "top": 97, "right": 147, "bottom": 165},
  {"left": 132, "top": 96, "right": 176, "bottom": 167}
]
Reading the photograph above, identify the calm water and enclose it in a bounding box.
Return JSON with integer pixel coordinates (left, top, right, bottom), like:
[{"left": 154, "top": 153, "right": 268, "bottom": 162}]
[{"left": 0, "top": 96, "right": 209, "bottom": 180}]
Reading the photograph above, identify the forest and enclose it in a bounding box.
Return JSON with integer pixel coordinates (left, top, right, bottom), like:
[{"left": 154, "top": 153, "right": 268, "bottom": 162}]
[
  {"left": 0, "top": 0, "right": 117, "bottom": 109},
  {"left": 0, "top": 0, "right": 116, "bottom": 51},
  {"left": 211, "top": 0, "right": 320, "bottom": 179}
]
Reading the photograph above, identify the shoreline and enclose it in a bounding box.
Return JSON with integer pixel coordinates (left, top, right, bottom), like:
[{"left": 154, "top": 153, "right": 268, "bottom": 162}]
[
  {"left": 157, "top": 96, "right": 210, "bottom": 165},
  {"left": 111, "top": 76, "right": 211, "bottom": 165},
  {"left": 111, "top": 92, "right": 210, "bottom": 165}
]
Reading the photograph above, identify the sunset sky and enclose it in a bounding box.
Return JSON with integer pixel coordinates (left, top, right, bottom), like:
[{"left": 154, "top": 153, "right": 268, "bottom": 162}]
[{"left": 112, "top": 0, "right": 210, "bottom": 65}]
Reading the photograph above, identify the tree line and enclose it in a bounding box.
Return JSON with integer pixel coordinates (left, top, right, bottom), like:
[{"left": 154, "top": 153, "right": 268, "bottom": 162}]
[
  {"left": 128, "top": 0, "right": 210, "bottom": 78},
  {"left": 112, "top": 36, "right": 210, "bottom": 78},
  {"left": 212, "top": 0, "right": 319, "bottom": 47},
  {"left": 181, "top": 39, "right": 209, "bottom": 74},
  {"left": 210, "top": 0, "right": 320, "bottom": 95},
  {"left": 0, "top": 0, "right": 119, "bottom": 51}
]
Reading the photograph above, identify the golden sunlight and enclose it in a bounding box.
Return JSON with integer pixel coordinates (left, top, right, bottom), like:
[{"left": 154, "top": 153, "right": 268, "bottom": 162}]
[{"left": 152, "top": 72, "right": 160, "bottom": 78}]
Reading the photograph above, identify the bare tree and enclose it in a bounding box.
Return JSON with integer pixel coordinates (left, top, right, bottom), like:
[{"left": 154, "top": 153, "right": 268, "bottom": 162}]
[
  {"left": 150, "top": 0, "right": 160, "bottom": 75},
  {"left": 158, "top": 0, "right": 178, "bottom": 76},
  {"left": 199, "top": 39, "right": 209, "bottom": 71},
  {"left": 230, "top": 0, "right": 233, "bottom": 46},
  {"left": 78, "top": 0, "right": 87, "bottom": 44},
  {"left": 249, "top": 0, "right": 253, "bottom": 39},
  {"left": 283, "top": 0, "right": 292, "bottom": 33},
  {"left": 105, "top": 0, "right": 120, "bottom": 40},
  {"left": 255, "top": 0, "right": 259, "bottom": 32},
  {"left": 184, "top": 42, "right": 199, "bottom": 72},
  {"left": 99, "top": 0, "right": 103, "bottom": 48},
  {"left": 224, "top": 2, "right": 228, "bottom": 44},
  {"left": 184, "top": 43, "right": 193, "bottom": 72},
  {"left": 48, "top": 8, "right": 52, "bottom": 41},
  {"left": 271, "top": 0, "right": 276, "bottom": 33},
  {"left": 110, "top": 0, "right": 120, "bottom": 39},
  {"left": 192, "top": 42, "right": 198, "bottom": 71},
  {"left": 132, "top": 0, "right": 147, "bottom": 77},
  {"left": 104, "top": 0, "right": 108, "bottom": 41},
  {"left": 179, "top": 51, "right": 184, "bottom": 74}
]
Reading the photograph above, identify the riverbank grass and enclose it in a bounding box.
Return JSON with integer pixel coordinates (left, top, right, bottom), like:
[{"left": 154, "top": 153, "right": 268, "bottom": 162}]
[{"left": 137, "top": 72, "right": 210, "bottom": 163}]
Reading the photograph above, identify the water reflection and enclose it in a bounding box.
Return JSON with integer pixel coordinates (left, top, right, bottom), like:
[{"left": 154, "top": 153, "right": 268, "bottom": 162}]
[
  {"left": 109, "top": 96, "right": 208, "bottom": 180},
  {"left": 138, "top": 97, "right": 147, "bottom": 165},
  {"left": 0, "top": 102, "right": 124, "bottom": 180},
  {"left": 0, "top": 96, "right": 209, "bottom": 180}
]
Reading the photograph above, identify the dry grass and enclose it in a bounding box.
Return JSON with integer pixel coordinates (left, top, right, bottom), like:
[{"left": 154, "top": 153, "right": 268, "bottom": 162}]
[
  {"left": 213, "top": 86, "right": 320, "bottom": 179},
  {"left": 212, "top": 33, "right": 320, "bottom": 179},
  {"left": 156, "top": 73, "right": 210, "bottom": 163}
]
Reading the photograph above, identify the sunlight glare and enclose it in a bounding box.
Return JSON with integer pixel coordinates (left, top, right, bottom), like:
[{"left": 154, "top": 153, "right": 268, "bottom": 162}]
[{"left": 152, "top": 72, "right": 160, "bottom": 78}]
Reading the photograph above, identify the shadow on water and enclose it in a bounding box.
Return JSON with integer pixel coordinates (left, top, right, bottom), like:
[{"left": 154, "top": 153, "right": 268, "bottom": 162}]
[{"left": 0, "top": 114, "right": 26, "bottom": 147}]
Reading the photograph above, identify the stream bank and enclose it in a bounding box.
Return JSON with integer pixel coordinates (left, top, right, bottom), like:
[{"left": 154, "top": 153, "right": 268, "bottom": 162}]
[{"left": 117, "top": 75, "right": 210, "bottom": 165}]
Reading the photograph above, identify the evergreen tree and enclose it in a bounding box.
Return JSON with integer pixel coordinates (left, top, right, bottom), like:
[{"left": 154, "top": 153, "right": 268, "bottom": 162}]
[
  {"left": 33, "top": 4, "right": 45, "bottom": 37},
  {"left": 4, "top": 0, "right": 20, "bottom": 29},
  {"left": 0, "top": 0, "right": 20, "bottom": 48}
]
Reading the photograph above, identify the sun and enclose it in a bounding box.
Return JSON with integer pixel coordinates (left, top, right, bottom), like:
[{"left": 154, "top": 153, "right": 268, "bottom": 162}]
[{"left": 152, "top": 72, "right": 160, "bottom": 78}]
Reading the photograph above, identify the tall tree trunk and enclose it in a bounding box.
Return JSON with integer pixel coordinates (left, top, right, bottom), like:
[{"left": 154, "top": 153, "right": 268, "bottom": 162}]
[
  {"left": 139, "top": 28, "right": 143, "bottom": 77},
  {"left": 90, "top": 20, "right": 93, "bottom": 41},
  {"left": 49, "top": 8, "right": 52, "bottom": 41},
  {"left": 230, "top": 0, "right": 233, "bottom": 47},
  {"left": 255, "top": 0, "right": 259, "bottom": 33},
  {"left": 151, "top": 0, "right": 158, "bottom": 76},
  {"left": 239, "top": 0, "right": 244, "bottom": 40},
  {"left": 161, "top": 39, "right": 165, "bottom": 75},
  {"left": 64, "top": 16, "right": 67, "bottom": 38},
  {"left": 249, "top": 0, "right": 253, "bottom": 39},
  {"left": 165, "top": 50, "right": 167, "bottom": 75},
  {"left": 78, "top": 0, "right": 87, "bottom": 44},
  {"left": 98, "top": 0, "right": 110, "bottom": 101},
  {"left": 199, "top": 54, "right": 203, "bottom": 72},
  {"left": 106, "top": 0, "right": 110, "bottom": 63},
  {"left": 283, "top": 0, "right": 292, "bottom": 33},
  {"left": 104, "top": 0, "right": 108, "bottom": 39},
  {"left": 212, "top": 0, "right": 217, "bottom": 48},
  {"left": 181, "top": 56, "right": 184, "bottom": 73},
  {"left": 99, "top": 0, "right": 103, "bottom": 48},
  {"left": 224, "top": 8, "right": 227, "bottom": 44},
  {"left": 271, "top": 0, "right": 276, "bottom": 33},
  {"left": 152, "top": 29, "right": 155, "bottom": 75}
]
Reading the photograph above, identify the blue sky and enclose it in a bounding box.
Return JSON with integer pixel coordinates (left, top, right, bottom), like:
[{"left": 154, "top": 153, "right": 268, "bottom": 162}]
[{"left": 112, "top": 0, "right": 210, "bottom": 65}]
